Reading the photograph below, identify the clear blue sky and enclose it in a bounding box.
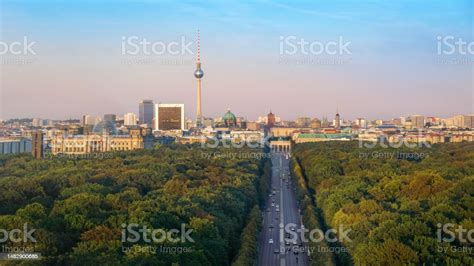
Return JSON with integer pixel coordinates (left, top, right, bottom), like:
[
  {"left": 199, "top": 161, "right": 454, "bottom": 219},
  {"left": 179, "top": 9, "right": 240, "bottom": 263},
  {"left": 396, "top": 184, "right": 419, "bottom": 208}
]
[{"left": 1, "top": 0, "right": 473, "bottom": 120}]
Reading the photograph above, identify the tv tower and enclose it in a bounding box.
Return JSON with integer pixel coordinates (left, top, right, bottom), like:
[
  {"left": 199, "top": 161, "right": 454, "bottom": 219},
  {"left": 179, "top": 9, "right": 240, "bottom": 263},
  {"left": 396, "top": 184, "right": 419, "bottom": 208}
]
[{"left": 194, "top": 30, "right": 204, "bottom": 127}]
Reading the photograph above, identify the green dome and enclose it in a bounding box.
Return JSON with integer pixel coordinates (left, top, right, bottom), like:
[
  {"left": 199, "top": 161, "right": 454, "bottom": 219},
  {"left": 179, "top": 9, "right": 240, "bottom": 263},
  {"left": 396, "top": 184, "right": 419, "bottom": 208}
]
[
  {"left": 223, "top": 109, "right": 237, "bottom": 126},
  {"left": 223, "top": 110, "right": 236, "bottom": 121}
]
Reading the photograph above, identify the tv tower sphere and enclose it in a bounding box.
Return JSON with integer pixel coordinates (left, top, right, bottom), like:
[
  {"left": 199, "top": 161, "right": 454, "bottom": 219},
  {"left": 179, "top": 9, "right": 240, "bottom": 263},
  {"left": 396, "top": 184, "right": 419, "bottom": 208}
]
[{"left": 194, "top": 68, "right": 204, "bottom": 79}]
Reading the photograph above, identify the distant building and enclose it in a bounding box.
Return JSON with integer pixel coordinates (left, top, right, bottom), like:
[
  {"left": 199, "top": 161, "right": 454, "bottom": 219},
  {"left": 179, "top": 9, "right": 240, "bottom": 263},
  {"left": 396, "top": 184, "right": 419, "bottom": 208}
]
[
  {"left": 390, "top": 118, "right": 402, "bottom": 126},
  {"left": 247, "top": 121, "right": 261, "bottom": 131},
  {"left": 296, "top": 117, "right": 311, "bottom": 128},
  {"left": 139, "top": 100, "right": 154, "bottom": 127},
  {"left": 267, "top": 111, "right": 276, "bottom": 128},
  {"left": 103, "top": 114, "right": 117, "bottom": 124},
  {"left": 202, "top": 117, "right": 214, "bottom": 128},
  {"left": 82, "top": 115, "right": 96, "bottom": 126},
  {"left": 51, "top": 128, "right": 150, "bottom": 155},
  {"left": 444, "top": 115, "right": 474, "bottom": 129},
  {"left": 32, "top": 118, "right": 43, "bottom": 127},
  {"left": 154, "top": 104, "right": 185, "bottom": 131},
  {"left": 310, "top": 119, "right": 321, "bottom": 129},
  {"left": 222, "top": 109, "right": 237, "bottom": 127},
  {"left": 410, "top": 115, "right": 425, "bottom": 129},
  {"left": 32, "top": 131, "right": 44, "bottom": 158},
  {"left": 124, "top": 113, "right": 138, "bottom": 126},
  {"left": 355, "top": 118, "right": 368, "bottom": 129},
  {"left": 270, "top": 127, "right": 304, "bottom": 137},
  {"left": 335, "top": 112, "right": 341, "bottom": 129},
  {"left": 0, "top": 138, "right": 32, "bottom": 155}
]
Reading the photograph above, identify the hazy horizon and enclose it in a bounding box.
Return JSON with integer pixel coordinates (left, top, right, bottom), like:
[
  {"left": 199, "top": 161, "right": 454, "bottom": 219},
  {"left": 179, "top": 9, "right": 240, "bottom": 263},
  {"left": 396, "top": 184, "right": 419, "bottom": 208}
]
[{"left": 1, "top": 0, "right": 473, "bottom": 121}]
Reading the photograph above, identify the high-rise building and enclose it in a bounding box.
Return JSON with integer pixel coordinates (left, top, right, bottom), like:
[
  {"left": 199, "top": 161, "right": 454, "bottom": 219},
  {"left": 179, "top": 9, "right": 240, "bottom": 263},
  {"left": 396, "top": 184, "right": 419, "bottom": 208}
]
[
  {"left": 355, "top": 118, "right": 368, "bottom": 129},
  {"left": 267, "top": 111, "right": 276, "bottom": 128},
  {"left": 139, "top": 100, "right": 154, "bottom": 127},
  {"left": 32, "top": 118, "right": 43, "bottom": 127},
  {"left": 32, "top": 131, "right": 43, "bottom": 159},
  {"left": 154, "top": 104, "right": 185, "bottom": 131},
  {"left": 124, "top": 113, "right": 138, "bottom": 126},
  {"left": 410, "top": 115, "right": 425, "bottom": 129},
  {"left": 82, "top": 115, "right": 96, "bottom": 126},
  {"left": 335, "top": 112, "right": 341, "bottom": 129},
  {"left": 194, "top": 30, "right": 204, "bottom": 127},
  {"left": 103, "top": 114, "right": 117, "bottom": 123}
]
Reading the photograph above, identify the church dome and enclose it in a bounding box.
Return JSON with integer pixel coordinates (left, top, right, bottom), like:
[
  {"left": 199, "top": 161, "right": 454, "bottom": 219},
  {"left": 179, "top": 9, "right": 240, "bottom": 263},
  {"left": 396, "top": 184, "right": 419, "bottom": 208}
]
[
  {"left": 223, "top": 109, "right": 237, "bottom": 126},
  {"left": 223, "top": 110, "right": 236, "bottom": 121}
]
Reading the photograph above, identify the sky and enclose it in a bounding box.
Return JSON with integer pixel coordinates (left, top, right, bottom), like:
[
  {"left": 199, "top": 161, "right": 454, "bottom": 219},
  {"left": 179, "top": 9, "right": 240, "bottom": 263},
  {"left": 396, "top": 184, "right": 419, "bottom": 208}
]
[{"left": 0, "top": 0, "right": 473, "bottom": 121}]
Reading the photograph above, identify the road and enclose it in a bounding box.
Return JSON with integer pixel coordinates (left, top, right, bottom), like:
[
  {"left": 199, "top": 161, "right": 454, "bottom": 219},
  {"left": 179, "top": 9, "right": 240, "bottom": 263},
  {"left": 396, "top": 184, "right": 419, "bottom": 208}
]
[{"left": 258, "top": 151, "right": 309, "bottom": 266}]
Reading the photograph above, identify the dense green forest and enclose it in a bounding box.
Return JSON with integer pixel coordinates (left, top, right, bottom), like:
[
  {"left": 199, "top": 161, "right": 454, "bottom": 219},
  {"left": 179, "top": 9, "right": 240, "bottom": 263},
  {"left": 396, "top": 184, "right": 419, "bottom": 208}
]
[
  {"left": 0, "top": 145, "right": 270, "bottom": 265},
  {"left": 292, "top": 141, "right": 474, "bottom": 265}
]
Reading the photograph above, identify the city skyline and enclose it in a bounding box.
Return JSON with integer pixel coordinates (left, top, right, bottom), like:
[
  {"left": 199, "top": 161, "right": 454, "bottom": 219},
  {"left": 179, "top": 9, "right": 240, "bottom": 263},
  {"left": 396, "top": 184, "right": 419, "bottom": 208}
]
[{"left": 1, "top": 0, "right": 473, "bottom": 120}]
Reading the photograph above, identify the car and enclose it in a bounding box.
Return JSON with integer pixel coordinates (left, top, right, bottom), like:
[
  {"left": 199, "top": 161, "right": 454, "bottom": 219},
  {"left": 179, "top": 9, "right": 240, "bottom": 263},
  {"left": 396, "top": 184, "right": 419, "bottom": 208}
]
[
  {"left": 292, "top": 241, "right": 297, "bottom": 245},
  {"left": 269, "top": 224, "right": 274, "bottom": 229},
  {"left": 291, "top": 227, "right": 296, "bottom": 231},
  {"left": 269, "top": 239, "right": 274, "bottom": 244},
  {"left": 266, "top": 208, "right": 270, "bottom": 212},
  {"left": 274, "top": 248, "right": 280, "bottom": 254},
  {"left": 271, "top": 203, "right": 275, "bottom": 207},
  {"left": 285, "top": 241, "right": 290, "bottom": 246},
  {"left": 293, "top": 249, "right": 299, "bottom": 254}
]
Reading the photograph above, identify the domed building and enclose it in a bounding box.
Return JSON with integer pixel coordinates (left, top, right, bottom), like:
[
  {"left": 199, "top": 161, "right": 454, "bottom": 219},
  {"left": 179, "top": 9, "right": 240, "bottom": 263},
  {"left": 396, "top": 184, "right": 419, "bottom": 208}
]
[{"left": 222, "top": 109, "right": 237, "bottom": 127}]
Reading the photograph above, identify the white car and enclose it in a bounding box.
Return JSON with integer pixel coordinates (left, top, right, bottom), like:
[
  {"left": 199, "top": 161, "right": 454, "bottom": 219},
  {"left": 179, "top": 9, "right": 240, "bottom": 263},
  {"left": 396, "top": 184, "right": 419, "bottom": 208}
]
[{"left": 269, "top": 238, "right": 274, "bottom": 244}]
